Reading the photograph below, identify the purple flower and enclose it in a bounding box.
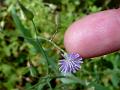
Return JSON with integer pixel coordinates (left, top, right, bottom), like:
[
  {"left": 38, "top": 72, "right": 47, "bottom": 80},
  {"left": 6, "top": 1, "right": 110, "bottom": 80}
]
[{"left": 58, "top": 53, "right": 83, "bottom": 75}]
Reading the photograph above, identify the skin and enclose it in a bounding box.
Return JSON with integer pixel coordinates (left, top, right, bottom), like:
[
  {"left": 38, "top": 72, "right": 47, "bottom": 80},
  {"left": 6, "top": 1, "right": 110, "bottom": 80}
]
[{"left": 64, "top": 8, "right": 120, "bottom": 58}]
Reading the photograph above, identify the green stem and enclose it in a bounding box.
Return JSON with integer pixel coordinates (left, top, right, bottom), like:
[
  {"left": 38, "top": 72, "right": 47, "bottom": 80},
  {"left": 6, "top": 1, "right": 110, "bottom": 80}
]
[
  {"left": 50, "top": 11, "right": 60, "bottom": 41},
  {"left": 26, "top": 35, "right": 66, "bottom": 54},
  {"left": 49, "top": 25, "right": 58, "bottom": 41},
  {"left": 38, "top": 37, "right": 66, "bottom": 54},
  {"left": 31, "top": 20, "right": 49, "bottom": 74},
  {"left": 47, "top": 79, "right": 53, "bottom": 90}
]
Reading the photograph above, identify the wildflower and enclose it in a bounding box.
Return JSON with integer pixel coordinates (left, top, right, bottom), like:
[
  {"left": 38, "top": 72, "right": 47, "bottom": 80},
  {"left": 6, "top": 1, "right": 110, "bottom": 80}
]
[{"left": 59, "top": 53, "right": 83, "bottom": 75}]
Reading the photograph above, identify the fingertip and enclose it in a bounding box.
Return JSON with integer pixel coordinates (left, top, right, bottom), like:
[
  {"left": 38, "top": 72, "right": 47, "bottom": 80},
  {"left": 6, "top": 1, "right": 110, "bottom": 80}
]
[{"left": 64, "top": 8, "right": 120, "bottom": 58}]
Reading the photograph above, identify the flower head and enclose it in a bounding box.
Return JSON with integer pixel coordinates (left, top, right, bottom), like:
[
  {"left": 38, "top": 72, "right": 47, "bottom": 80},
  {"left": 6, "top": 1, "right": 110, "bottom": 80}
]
[{"left": 58, "top": 53, "right": 83, "bottom": 75}]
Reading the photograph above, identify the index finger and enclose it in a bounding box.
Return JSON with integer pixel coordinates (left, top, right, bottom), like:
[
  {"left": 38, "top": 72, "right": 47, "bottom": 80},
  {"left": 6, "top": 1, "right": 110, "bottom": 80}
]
[{"left": 64, "top": 8, "right": 120, "bottom": 58}]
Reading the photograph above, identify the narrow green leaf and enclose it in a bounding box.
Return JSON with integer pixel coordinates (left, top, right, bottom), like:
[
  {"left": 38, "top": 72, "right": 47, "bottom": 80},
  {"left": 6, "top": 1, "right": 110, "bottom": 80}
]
[
  {"left": 11, "top": 7, "right": 50, "bottom": 73},
  {"left": 17, "top": 0, "right": 34, "bottom": 20},
  {"left": 28, "top": 61, "right": 38, "bottom": 77},
  {"left": 29, "top": 66, "right": 38, "bottom": 77},
  {"left": 60, "top": 74, "right": 86, "bottom": 85},
  {"left": 27, "top": 77, "right": 47, "bottom": 90},
  {"left": 88, "top": 82, "right": 110, "bottom": 90},
  {"left": 11, "top": 7, "right": 45, "bottom": 54},
  {"left": 37, "top": 83, "right": 46, "bottom": 90},
  {"left": 31, "top": 20, "right": 50, "bottom": 73},
  {"left": 111, "top": 73, "right": 119, "bottom": 87},
  {"left": 11, "top": 7, "right": 32, "bottom": 38},
  {"left": 94, "top": 83, "right": 109, "bottom": 90}
]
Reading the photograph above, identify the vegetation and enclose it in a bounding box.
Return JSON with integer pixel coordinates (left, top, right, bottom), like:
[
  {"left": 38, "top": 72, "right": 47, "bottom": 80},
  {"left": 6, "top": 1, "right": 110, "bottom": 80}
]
[{"left": 0, "top": 0, "right": 120, "bottom": 90}]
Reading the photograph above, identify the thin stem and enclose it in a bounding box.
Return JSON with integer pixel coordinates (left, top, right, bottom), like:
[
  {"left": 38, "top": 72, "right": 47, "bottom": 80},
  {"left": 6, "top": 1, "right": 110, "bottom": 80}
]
[
  {"left": 26, "top": 75, "right": 66, "bottom": 90},
  {"left": 49, "top": 25, "right": 58, "bottom": 41},
  {"left": 31, "top": 20, "right": 49, "bottom": 74},
  {"left": 38, "top": 37, "right": 66, "bottom": 54},
  {"left": 47, "top": 79, "right": 53, "bottom": 90},
  {"left": 50, "top": 11, "right": 59, "bottom": 41},
  {"left": 25, "top": 36, "right": 66, "bottom": 54}
]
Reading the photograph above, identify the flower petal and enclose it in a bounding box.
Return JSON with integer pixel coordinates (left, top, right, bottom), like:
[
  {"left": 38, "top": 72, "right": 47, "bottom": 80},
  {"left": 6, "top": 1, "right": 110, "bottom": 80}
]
[{"left": 59, "top": 53, "right": 83, "bottom": 74}]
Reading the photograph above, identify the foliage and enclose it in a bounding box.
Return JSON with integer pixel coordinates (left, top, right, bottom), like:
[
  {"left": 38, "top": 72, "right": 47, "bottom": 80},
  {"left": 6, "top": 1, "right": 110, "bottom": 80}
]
[{"left": 0, "top": 0, "right": 120, "bottom": 90}]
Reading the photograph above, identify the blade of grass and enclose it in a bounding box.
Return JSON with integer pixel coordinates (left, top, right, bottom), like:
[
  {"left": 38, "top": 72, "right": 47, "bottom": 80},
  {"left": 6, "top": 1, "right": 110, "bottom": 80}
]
[
  {"left": 11, "top": 7, "right": 49, "bottom": 74},
  {"left": 11, "top": 8, "right": 32, "bottom": 38},
  {"left": 17, "top": 0, "right": 34, "bottom": 20},
  {"left": 31, "top": 20, "right": 50, "bottom": 74},
  {"left": 17, "top": 1, "right": 50, "bottom": 73}
]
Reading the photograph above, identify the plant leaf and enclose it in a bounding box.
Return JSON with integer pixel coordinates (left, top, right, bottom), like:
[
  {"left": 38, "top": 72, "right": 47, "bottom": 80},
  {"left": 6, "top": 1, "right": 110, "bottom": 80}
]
[
  {"left": 88, "top": 82, "right": 110, "bottom": 90},
  {"left": 11, "top": 7, "right": 32, "bottom": 38},
  {"left": 111, "top": 73, "right": 119, "bottom": 87},
  {"left": 11, "top": 7, "right": 50, "bottom": 73},
  {"left": 17, "top": 0, "right": 34, "bottom": 20}
]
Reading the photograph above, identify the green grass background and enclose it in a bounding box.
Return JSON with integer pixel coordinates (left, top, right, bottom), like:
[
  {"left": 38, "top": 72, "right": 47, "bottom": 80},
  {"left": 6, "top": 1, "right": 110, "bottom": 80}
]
[{"left": 0, "top": 0, "right": 120, "bottom": 90}]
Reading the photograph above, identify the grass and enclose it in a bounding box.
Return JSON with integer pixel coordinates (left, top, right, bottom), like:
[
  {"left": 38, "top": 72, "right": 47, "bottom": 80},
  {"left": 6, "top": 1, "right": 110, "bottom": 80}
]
[{"left": 0, "top": 0, "right": 120, "bottom": 90}]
